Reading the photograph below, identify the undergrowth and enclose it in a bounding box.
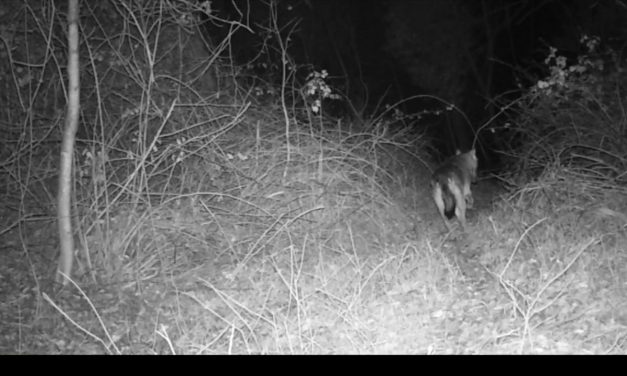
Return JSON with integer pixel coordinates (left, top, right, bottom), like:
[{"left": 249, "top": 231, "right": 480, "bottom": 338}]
[{"left": 1, "top": 1, "right": 626, "bottom": 354}]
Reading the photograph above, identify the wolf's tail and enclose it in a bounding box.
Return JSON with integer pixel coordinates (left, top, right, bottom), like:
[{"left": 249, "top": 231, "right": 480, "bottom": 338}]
[{"left": 435, "top": 176, "right": 457, "bottom": 219}]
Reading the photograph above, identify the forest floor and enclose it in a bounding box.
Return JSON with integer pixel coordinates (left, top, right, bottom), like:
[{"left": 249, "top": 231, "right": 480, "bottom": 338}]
[{"left": 2, "top": 165, "right": 625, "bottom": 354}]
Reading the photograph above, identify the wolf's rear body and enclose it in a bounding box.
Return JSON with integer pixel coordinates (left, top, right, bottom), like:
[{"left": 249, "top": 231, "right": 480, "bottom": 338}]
[{"left": 431, "top": 149, "right": 478, "bottom": 231}]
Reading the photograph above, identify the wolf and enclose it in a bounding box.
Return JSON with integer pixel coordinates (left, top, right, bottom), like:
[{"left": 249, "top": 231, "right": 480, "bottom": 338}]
[{"left": 431, "top": 149, "right": 478, "bottom": 232}]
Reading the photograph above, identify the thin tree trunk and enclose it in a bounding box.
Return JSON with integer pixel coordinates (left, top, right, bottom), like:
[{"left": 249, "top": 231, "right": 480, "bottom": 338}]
[{"left": 57, "top": 0, "right": 80, "bottom": 286}]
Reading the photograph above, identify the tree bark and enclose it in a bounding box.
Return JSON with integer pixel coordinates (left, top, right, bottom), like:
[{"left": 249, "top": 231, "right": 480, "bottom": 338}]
[{"left": 56, "top": 0, "right": 80, "bottom": 286}]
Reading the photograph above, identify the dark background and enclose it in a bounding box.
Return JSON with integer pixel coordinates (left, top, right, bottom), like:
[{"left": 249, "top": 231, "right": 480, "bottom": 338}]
[{"left": 203, "top": 0, "right": 627, "bottom": 159}]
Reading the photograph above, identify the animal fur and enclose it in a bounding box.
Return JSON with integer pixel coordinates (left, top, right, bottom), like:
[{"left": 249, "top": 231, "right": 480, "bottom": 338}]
[{"left": 431, "top": 149, "right": 478, "bottom": 231}]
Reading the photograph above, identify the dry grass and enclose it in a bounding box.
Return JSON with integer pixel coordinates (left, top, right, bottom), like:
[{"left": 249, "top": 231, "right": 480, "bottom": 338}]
[{"left": 1, "top": 1, "right": 627, "bottom": 354}]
